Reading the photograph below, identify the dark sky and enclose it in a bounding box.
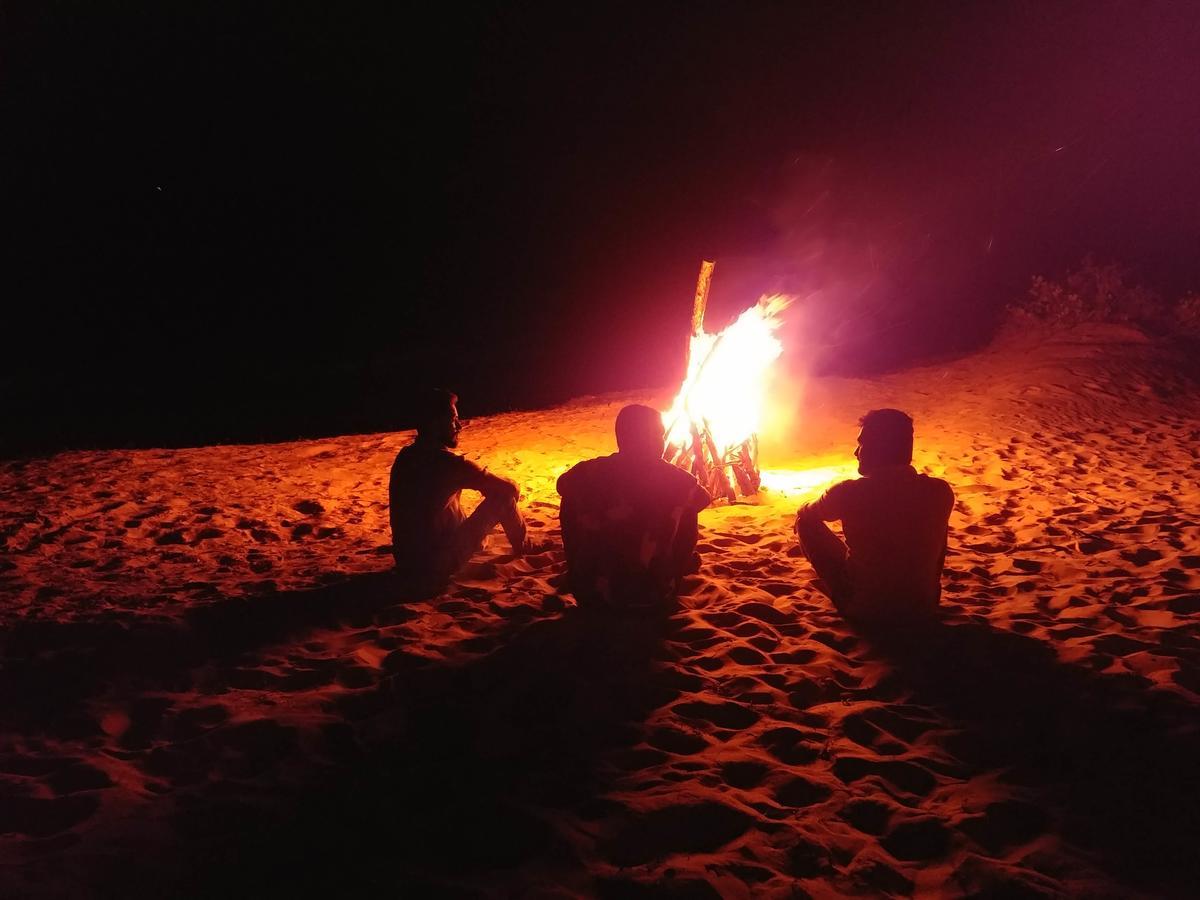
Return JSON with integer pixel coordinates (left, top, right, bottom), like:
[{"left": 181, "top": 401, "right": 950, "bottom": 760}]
[{"left": 4, "top": 1, "right": 1200, "bottom": 450}]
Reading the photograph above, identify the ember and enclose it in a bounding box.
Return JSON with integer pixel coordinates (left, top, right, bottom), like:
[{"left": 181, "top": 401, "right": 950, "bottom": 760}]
[{"left": 663, "top": 260, "right": 791, "bottom": 501}]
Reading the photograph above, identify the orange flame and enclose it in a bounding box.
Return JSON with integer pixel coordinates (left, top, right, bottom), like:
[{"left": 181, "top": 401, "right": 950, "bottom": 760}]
[{"left": 663, "top": 294, "right": 791, "bottom": 458}]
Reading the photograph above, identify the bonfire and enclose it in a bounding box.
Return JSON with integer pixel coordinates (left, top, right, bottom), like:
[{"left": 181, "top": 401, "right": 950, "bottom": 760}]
[{"left": 663, "top": 260, "right": 790, "bottom": 501}]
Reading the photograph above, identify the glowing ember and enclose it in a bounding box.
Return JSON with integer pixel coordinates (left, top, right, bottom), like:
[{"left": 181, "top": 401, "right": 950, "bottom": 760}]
[{"left": 662, "top": 294, "right": 791, "bottom": 455}]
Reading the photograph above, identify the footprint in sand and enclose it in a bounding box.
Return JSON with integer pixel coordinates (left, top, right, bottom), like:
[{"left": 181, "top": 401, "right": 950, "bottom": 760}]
[
  {"left": 700, "top": 611, "right": 741, "bottom": 628},
  {"left": 880, "top": 817, "right": 952, "bottom": 861},
  {"left": 210, "top": 719, "right": 299, "bottom": 779},
  {"left": 785, "top": 836, "right": 833, "bottom": 878},
  {"left": 0, "top": 794, "right": 100, "bottom": 839},
  {"left": 738, "top": 600, "right": 794, "bottom": 624},
  {"left": 672, "top": 700, "right": 760, "bottom": 730},
  {"left": 44, "top": 762, "right": 114, "bottom": 794},
  {"left": 759, "top": 726, "right": 824, "bottom": 765},
  {"left": 719, "top": 760, "right": 768, "bottom": 789},
  {"left": 842, "top": 715, "right": 906, "bottom": 755},
  {"left": 848, "top": 859, "right": 916, "bottom": 895},
  {"left": 600, "top": 801, "right": 752, "bottom": 867},
  {"left": 833, "top": 756, "right": 938, "bottom": 797},
  {"left": 645, "top": 726, "right": 707, "bottom": 755},
  {"left": 959, "top": 799, "right": 1048, "bottom": 855},
  {"left": 773, "top": 774, "right": 832, "bottom": 808},
  {"left": 840, "top": 797, "right": 895, "bottom": 836},
  {"left": 728, "top": 645, "right": 769, "bottom": 665},
  {"left": 1121, "top": 547, "right": 1163, "bottom": 566}
]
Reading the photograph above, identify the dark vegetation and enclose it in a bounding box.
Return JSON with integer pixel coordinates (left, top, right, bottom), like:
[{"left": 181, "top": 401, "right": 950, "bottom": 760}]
[{"left": 1005, "top": 257, "right": 1200, "bottom": 338}]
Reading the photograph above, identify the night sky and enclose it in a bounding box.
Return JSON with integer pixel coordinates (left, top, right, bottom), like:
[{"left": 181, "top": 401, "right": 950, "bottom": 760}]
[{"left": 5, "top": 1, "right": 1200, "bottom": 453}]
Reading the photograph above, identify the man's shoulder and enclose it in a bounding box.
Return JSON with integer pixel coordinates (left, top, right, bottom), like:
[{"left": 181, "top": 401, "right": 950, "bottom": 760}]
[
  {"left": 395, "top": 440, "right": 451, "bottom": 461},
  {"left": 394, "top": 441, "right": 478, "bottom": 473},
  {"left": 567, "top": 453, "right": 618, "bottom": 477},
  {"left": 913, "top": 471, "right": 953, "bottom": 494},
  {"left": 919, "top": 473, "right": 955, "bottom": 506},
  {"left": 649, "top": 458, "right": 710, "bottom": 510},
  {"left": 391, "top": 441, "right": 420, "bottom": 469},
  {"left": 559, "top": 454, "right": 703, "bottom": 498},
  {"left": 558, "top": 454, "right": 616, "bottom": 493},
  {"left": 823, "top": 477, "right": 862, "bottom": 499},
  {"left": 651, "top": 457, "right": 702, "bottom": 486}
]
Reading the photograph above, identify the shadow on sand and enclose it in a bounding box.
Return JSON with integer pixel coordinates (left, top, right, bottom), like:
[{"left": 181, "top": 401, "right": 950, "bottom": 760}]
[
  {"left": 87, "top": 586, "right": 683, "bottom": 898},
  {"left": 7, "top": 568, "right": 1199, "bottom": 897},
  {"left": 0, "top": 570, "right": 411, "bottom": 735},
  {"left": 871, "top": 621, "right": 1200, "bottom": 896}
]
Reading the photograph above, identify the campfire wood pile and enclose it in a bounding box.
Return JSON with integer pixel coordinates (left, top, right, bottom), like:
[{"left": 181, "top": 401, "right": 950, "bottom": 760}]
[{"left": 665, "top": 260, "right": 763, "bottom": 502}]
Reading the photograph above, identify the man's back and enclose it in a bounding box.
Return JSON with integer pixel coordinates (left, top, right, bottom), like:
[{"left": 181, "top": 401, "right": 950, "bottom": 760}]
[
  {"left": 557, "top": 453, "right": 710, "bottom": 607},
  {"left": 388, "top": 439, "right": 487, "bottom": 571},
  {"left": 813, "top": 466, "right": 953, "bottom": 620}
]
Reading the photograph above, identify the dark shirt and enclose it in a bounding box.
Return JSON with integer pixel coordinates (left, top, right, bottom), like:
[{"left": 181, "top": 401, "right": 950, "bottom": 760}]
[
  {"left": 806, "top": 465, "right": 954, "bottom": 619},
  {"left": 557, "top": 453, "right": 711, "bottom": 606},
  {"left": 389, "top": 439, "right": 492, "bottom": 575}
]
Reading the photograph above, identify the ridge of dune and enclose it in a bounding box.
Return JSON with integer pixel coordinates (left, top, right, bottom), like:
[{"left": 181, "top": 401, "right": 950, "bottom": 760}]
[{"left": 1, "top": 326, "right": 1199, "bottom": 898}]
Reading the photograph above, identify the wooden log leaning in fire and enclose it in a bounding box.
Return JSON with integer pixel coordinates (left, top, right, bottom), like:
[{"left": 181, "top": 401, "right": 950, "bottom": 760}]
[
  {"left": 736, "top": 438, "right": 760, "bottom": 493},
  {"left": 691, "top": 260, "right": 715, "bottom": 341},
  {"left": 675, "top": 258, "right": 716, "bottom": 388},
  {"left": 689, "top": 421, "right": 709, "bottom": 486},
  {"left": 702, "top": 418, "right": 737, "bottom": 502},
  {"left": 730, "top": 445, "right": 755, "bottom": 496},
  {"left": 669, "top": 442, "right": 692, "bottom": 470}
]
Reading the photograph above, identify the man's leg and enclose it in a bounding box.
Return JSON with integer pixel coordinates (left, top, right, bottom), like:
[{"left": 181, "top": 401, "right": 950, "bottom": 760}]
[
  {"left": 457, "top": 493, "right": 527, "bottom": 562},
  {"left": 795, "top": 518, "right": 852, "bottom": 611},
  {"left": 671, "top": 511, "right": 702, "bottom": 578}
]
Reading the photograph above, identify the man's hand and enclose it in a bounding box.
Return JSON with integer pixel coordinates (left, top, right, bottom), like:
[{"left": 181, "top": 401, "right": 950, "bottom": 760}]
[
  {"left": 795, "top": 502, "right": 820, "bottom": 533},
  {"left": 480, "top": 471, "right": 521, "bottom": 502}
]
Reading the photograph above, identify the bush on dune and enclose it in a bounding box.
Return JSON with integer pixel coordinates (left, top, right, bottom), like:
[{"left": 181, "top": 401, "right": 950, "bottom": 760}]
[
  {"left": 1004, "top": 257, "right": 1166, "bottom": 333},
  {"left": 1003, "top": 257, "right": 1200, "bottom": 341},
  {"left": 1175, "top": 292, "right": 1200, "bottom": 339}
]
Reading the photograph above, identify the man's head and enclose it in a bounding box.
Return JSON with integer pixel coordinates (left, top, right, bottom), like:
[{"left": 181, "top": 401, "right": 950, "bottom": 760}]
[
  {"left": 855, "top": 408, "right": 914, "bottom": 475},
  {"left": 416, "top": 388, "right": 462, "bottom": 448},
  {"left": 615, "top": 404, "right": 666, "bottom": 459}
]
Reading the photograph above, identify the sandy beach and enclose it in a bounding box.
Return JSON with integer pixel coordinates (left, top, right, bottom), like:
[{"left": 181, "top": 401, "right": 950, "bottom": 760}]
[{"left": 2, "top": 323, "right": 1198, "bottom": 898}]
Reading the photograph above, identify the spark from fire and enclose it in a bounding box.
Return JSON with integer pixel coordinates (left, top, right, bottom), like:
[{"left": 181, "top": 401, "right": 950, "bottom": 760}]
[{"left": 663, "top": 294, "right": 791, "bottom": 459}]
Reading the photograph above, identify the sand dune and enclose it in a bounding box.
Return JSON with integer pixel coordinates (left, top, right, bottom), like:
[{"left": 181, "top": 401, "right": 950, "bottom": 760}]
[{"left": 2, "top": 324, "right": 1198, "bottom": 898}]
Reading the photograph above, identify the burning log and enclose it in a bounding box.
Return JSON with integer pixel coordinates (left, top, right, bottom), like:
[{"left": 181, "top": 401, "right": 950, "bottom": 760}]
[
  {"left": 663, "top": 261, "right": 788, "bottom": 502},
  {"left": 702, "top": 417, "right": 737, "bottom": 502},
  {"left": 690, "top": 259, "right": 715, "bottom": 346}
]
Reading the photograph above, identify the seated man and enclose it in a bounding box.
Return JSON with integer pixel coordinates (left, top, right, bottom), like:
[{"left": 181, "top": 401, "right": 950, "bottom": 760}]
[
  {"left": 557, "top": 404, "right": 711, "bottom": 610},
  {"left": 389, "top": 389, "right": 528, "bottom": 590},
  {"left": 795, "top": 408, "right": 954, "bottom": 627}
]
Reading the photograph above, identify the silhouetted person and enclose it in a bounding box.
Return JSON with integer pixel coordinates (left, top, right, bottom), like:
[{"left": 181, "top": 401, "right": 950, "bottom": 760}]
[
  {"left": 557, "top": 404, "right": 711, "bottom": 610},
  {"left": 389, "top": 389, "right": 527, "bottom": 591},
  {"left": 795, "top": 408, "right": 953, "bottom": 626}
]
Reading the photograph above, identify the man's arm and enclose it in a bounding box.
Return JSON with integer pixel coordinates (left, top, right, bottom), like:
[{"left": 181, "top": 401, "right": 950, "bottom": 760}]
[
  {"left": 555, "top": 465, "right": 577, "bottom": 500},
  {"left": 796, "top": 481, "right": 848, "bottom": 529},
  {"left": 458, "top": 456, "right": 520, "bottom": 501},
  {"left": 478, "top": 470, "right": 520, "bottom": 501},
  {"left": 936, "top": 479, "right": 954, "bottom": 571}
]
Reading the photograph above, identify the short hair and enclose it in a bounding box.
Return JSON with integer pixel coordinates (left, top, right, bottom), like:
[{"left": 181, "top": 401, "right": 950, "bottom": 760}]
[
  {"left": 415, "top": 388, "right": 458, "bottom": 431},
  {"left": 858, "top": 408, "right": 914, "bottom": 464},
  {"left": 615, "top": 404, "right": 665, "bottom": 453}
]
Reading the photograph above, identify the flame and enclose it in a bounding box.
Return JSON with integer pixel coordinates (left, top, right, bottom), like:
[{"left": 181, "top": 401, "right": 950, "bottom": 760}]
[{"left": 663, "top": 294, "right": 791, "bottom": 458}]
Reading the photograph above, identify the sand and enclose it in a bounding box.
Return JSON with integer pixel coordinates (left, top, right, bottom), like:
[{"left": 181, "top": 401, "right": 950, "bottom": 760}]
[{"left": 1, "top": 323, "right": 1198, "bottom": 898}]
